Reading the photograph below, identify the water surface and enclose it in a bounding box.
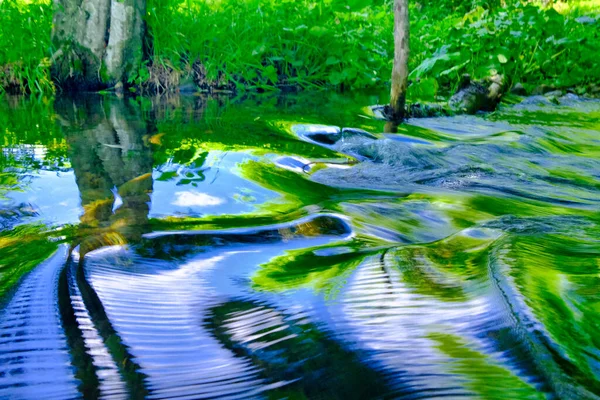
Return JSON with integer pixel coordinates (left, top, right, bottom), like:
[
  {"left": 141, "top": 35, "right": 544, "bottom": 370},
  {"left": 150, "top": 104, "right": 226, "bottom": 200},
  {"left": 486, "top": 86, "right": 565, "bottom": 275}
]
[{"left": 0, "top": 92, "right": 599, "bottom": 399}]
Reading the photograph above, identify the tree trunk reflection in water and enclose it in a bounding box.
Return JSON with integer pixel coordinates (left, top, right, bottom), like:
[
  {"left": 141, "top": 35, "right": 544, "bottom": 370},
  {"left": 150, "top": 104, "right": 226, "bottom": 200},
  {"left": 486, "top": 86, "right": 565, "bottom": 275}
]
[
  {"left": 55, "top": 96, "right": 154, "bottom": 256},
  {"left": 384, "top": 120, "right": 399, "bottom": 134}
]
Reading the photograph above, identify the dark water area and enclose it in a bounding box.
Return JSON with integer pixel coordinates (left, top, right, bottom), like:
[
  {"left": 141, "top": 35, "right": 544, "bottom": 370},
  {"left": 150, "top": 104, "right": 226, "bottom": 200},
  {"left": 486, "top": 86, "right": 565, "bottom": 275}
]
[{"left": 0, "top": 92, "right": 599, "bottom": 399}]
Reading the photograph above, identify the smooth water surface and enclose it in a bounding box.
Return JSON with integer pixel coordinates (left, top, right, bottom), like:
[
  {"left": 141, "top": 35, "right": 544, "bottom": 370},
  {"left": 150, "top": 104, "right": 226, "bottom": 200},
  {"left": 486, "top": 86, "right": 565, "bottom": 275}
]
[{"left": 0, "top": 92, "right": 599, "bottom": 399}]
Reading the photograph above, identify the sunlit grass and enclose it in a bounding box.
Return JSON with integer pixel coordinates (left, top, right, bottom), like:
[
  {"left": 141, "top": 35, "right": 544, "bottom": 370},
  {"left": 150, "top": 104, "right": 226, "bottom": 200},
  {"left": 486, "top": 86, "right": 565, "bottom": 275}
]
[
  {"left": 0, "top": 0, "right": 54, "bottom": 94},
  {"left": 0, "top": 0, "right": 599, "bottom": 94},
  {"left": 552, "top": 0, "right": 600, "bottom": 15},
  {"left": 144, "top": 0, "right": 392, "bottom": 90}
]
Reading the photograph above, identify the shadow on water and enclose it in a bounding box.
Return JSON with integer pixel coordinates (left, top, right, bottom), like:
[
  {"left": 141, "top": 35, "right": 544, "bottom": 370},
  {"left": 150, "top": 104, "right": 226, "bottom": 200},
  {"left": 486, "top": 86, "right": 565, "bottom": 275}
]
[{"left": 0, "top": 92, "right": 600, "bottom": 399}]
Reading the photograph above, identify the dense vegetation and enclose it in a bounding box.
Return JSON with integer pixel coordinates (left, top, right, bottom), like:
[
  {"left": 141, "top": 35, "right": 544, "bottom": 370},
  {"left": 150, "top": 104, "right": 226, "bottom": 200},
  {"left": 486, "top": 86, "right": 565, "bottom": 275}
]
[{"left": 0, "top": 0, "right": 599, "bottom": 96}]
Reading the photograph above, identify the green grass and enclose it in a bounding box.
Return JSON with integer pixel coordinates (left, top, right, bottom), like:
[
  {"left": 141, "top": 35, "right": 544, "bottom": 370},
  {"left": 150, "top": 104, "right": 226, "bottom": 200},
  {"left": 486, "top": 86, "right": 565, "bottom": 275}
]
[
  {"left": 0, "top": 0, "right": 598, "bottom": 95},
  {"left": 0, "top": 0, "right": 54, "bottom": 94},
  {"left": 142, "top": 0, "right": 391, "bottom": 91}
]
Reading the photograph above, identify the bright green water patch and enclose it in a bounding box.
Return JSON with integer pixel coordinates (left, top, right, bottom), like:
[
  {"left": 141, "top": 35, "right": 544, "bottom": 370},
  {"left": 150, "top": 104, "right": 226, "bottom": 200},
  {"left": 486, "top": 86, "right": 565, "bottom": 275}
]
[{"left": 0, "top": 224, "right": 58, "bottom": 298}]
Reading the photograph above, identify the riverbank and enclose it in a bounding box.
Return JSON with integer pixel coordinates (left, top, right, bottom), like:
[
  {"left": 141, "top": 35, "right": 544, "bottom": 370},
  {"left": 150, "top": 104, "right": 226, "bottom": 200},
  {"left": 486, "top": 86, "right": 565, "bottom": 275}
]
[{"left": 0, "top": 0, "right": 599, "bottom": 99}]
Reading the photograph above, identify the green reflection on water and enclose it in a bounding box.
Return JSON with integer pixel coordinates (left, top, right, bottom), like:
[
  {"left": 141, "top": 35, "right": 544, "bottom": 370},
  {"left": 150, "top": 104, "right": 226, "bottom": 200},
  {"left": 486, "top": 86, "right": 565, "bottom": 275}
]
[
  {"left": 429, "top": 332, "right": 544, "bottom": 400},
  {"left": 1, "top": 92, "right": 600, "bottom": 398},
  {"left": 0, "top": 224, "right": 59, "bottom": 298}
]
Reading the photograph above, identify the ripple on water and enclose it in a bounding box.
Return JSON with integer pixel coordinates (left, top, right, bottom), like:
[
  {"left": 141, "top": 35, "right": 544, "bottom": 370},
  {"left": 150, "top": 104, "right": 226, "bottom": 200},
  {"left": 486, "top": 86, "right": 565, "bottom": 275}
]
[
  {"left": 66, "top": 248, "right": 129, "bottom": 399},
  {"left": 0, "top": 245, "right": 79, "bottom": 399},
  {"left": 79, "top": 214, "right": 353, "bottom": 398},
  {"left": 2, "top": 96, "right": 600, "bottom": 399},
  {"left": 84, "top": 247, "right": 268, "bottom": 399}
]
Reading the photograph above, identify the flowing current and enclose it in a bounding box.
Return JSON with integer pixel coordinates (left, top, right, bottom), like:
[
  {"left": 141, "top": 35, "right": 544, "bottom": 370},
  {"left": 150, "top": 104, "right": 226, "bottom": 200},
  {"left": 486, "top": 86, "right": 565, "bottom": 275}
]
[{"left": 0, "top": 92, "right": 599, "bottom": 399}]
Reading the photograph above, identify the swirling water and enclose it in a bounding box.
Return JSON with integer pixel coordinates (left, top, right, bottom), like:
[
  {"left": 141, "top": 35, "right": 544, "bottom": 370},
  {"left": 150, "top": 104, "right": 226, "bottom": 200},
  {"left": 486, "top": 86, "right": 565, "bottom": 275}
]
[{"left": 0, "top": 92, "right": 599, "bottom": 399}]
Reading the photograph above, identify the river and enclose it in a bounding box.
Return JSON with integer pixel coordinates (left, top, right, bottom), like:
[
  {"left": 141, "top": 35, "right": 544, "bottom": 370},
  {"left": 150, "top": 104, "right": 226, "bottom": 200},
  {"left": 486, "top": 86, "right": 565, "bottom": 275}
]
[{"left": 0, "top": 92, "right": 599, "bottom": 399}]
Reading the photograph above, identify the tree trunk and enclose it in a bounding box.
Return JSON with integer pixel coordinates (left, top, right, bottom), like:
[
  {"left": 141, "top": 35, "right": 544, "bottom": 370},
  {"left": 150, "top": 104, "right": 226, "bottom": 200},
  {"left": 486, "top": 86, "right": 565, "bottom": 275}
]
[
  {"left": 389, "top": 0, "right": 410, "bottom": 122},
  {"left": 51, "top": 0, "right": 146, "bottom": 91}
]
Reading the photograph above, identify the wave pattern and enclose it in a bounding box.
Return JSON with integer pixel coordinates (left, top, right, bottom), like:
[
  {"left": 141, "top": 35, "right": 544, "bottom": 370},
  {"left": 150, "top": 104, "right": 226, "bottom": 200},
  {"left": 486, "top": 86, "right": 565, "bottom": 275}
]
[
  {"left": 66, "top": 249, "right": 129, "bottom": 399},
  {"left": 331, "top": 254, "right": 480, "bottom": 398},
  {"left": 205, "top": 299, "right": 391, "bottom": 399},
  {"left": 1, "top": 97, "right": 600, "bottom": 399},
  {"left": 0, "top": 245, "right": 79, "bottom": 399},
  {"left": 83, "top": 247, "right": 267, "bottom": 399}
]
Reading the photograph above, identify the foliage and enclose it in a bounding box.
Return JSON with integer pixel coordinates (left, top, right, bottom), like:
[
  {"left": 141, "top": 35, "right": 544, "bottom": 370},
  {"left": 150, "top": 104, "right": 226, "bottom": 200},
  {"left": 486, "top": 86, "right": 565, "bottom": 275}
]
[
  {"left": 136, "top": 0, "right": 600, "bottom": 95},
  {"left": 422, "top": 2, "right": 594, "bottom": 92},
  {"left": 0, "top": 0, "right": 599, "bottom": 95},
  {"left": 0, "top": 0, "right": 54, "bottom": 94},
  {"left": 410, "top": 0, "right": 600, "bottom": 97},
  {"left": 145, "top": 0, "right": 391, "bottom": 91}
]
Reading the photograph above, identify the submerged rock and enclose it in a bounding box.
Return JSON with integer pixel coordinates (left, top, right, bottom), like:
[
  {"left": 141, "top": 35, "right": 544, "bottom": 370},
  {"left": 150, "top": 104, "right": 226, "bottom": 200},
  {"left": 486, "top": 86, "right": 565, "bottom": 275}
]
[
  {"left": 309, "top": 96, "right": 600, "bottom": 212},
  {"left": 292, "top": 124, "right": 341, "bottom": 145},
  {"left": 448, "top": 82, "right": 488, "bottom": 114},
  {"left": 341, "top": 127, "right": 378, "bottom": 140},
  {"left": 557, "top": 93, "right": 581, "bottom": 106},
  {"left": 407, "top": 102, "right": 451, "bottom": 118},
  {"left": 275, "top": 156, "right": 312, "bottom": 172},
  {"left": 330, "top": 137, "right": 445, "bottom": 171},
  {"left": 292, "top": 124, "right": 377, "bottom": 146},
  {"left": 370, "top": 104, "right": 388, "bottom": 120},
  {"left": 383, "top": 134, "right": 432, "bottom": 145},
  {"left": 518, "top": 95, "right": 554, "bottom": 106},
  {"left": 371, "top": 103, "right": 451, "bottom": 120}
]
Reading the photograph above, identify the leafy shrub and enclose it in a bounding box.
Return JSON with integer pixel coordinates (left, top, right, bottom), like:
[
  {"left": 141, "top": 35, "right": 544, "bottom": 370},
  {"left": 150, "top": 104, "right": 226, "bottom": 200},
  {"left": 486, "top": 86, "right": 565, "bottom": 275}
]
[
  {"left": 410, "top": 1, "right": 600, "bottom": 96},
  {"left": 0, "top": 0, "right": 598, "bottom": 95}
]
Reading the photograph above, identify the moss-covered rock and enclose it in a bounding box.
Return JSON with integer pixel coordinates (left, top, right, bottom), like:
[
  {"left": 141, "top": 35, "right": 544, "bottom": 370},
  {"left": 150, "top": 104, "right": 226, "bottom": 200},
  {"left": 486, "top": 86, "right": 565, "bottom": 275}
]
[{"left": 449, "top": 74, "right": 505, "bottom": 115}]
